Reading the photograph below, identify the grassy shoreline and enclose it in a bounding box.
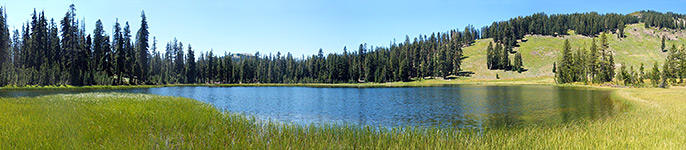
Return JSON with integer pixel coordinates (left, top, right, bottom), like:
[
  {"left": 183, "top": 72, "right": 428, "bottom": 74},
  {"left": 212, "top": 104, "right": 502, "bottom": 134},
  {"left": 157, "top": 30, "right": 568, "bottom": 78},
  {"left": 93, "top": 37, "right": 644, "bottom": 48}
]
[
  {"left": 0, "top": 82, "right": 684, "bottom": 148},
  {"left": 0, "top": 76, "right": 620, "bottom": 90}
]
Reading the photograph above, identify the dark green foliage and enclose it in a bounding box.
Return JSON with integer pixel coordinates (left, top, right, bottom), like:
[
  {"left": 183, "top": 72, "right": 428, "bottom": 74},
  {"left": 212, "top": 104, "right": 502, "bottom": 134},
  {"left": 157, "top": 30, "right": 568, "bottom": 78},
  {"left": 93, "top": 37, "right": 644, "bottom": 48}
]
[
  {"left": 486, "top": 42, "right": 494, "bottom": 69},
  {"left": 174, "top": 40, "right": 185, "bottom": 82},
  {"left": 641, "top": 10, "right": 684, "bottom": 30},
  {"left": 186, "top": 28, "right": 463, "bottom": 84},
  {"left": 500, "top": 45, "right": 509, "bottom": 70},
  {"left": 123, "top": 22, "right": 135, "bottom": 84},
  {"left": 0, "top": 7, "right": 9, "bottom": 86},
  {"left": 185, "top": 45, "right": 196, "bottom": 83},
  {"left": 661, "top": 35, "right": 666, "bottom": 52},
  {"left": 660, "top": 61, "right": 670, "bottom": 88},
  {"left": 618, "top": 64, "right": 631, "bottom": 86},
  {"left": 661, "top": 44, "right": 686, "bottom": 85},
  {"left": 61, "top": 4, "right": 85, "bottom": 86},
  {"left": 481, "top": 12, "right": 639, "bottom": 48},
  {"left": 486, "top": 41, "right": 521, "bottom": 72},
  {"left": 552, "top": 62, "right": 556, "bottom": 73},
  {"left": 556, "top": 39, "right": 573, "bottom": 83},
  {"left": 113, "top": 20, "right": 125, "bottom": 85},
  {"left": 598, "top": 34, "right": 615, "bottom": 83},
  {"left": 618, "top": 20, "right": 626, "bottom": 38},
  {"left": 92, "top": 20, "right": 106, "bottom": 72},
  {"left": 638, "top": 63, "right": 645, "bottom": 84},
  {"left": 651, "top": 62, "right": 661, "bottom": 87},
  {"left": 135, "top": 11, "right": 149, "bottom": 84},
  {"left": 555, "top": 35, "right": 615, "bottom": 84},
  {"left": 513, "top": 52, "right": 523, "bottom": 73}
]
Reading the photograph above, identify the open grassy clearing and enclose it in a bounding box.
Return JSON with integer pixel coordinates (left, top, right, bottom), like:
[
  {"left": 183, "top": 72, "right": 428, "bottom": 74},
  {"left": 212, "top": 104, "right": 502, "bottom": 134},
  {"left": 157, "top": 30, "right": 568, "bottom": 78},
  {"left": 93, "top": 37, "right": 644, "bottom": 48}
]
[
  {"left": 0, "top": 87, "right": 684, "bottom": 149},
  {"left": 462, "top": 23, "right": 686, "bottom": 80}
]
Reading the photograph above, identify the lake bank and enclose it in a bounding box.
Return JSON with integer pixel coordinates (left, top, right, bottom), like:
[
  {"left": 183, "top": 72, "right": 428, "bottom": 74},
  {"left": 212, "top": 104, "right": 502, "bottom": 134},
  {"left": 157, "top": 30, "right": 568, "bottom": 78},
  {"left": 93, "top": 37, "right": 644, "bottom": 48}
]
[
  {"left": 0, "top": 76, "right": 610, "bottom": 90},
  {"left": 0, "top": 86, "right": 683, "bottom": 149},
  {"left": 0, "top": 85, "right": 617, "bottom": 128}
]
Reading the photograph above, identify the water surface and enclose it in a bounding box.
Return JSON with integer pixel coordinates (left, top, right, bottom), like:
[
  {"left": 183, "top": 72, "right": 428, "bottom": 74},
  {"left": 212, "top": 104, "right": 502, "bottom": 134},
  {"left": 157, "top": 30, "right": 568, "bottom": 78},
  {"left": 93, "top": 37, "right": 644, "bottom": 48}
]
[{"left": 0, "top": 85, "right": 616, "bottom": 129}]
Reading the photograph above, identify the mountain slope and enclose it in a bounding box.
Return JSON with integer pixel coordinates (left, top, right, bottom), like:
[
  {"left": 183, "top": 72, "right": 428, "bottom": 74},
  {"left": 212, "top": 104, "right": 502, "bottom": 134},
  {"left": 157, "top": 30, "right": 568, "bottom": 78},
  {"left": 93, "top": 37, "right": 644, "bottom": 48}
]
[{"left": 461, "top": 23, "right": 686, "bottom": 80}]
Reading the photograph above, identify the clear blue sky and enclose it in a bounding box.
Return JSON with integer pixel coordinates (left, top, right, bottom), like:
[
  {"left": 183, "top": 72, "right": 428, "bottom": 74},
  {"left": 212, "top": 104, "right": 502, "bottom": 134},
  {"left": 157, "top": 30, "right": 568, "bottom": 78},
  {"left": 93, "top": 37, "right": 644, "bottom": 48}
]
[{"left": 3, "top": 0, "right": 686, "bottom": 57}]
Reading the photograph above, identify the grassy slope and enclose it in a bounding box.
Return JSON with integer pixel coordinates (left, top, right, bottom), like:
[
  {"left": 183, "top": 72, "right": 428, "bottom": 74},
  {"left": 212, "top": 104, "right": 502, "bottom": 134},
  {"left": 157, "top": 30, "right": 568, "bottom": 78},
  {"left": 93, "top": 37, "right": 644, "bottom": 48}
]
[
  {"left": 462, "top": 23, "right": 686, "bottom": 80},
  {"left": 0, "top": 89, "right": 684, "bottom": 149}
]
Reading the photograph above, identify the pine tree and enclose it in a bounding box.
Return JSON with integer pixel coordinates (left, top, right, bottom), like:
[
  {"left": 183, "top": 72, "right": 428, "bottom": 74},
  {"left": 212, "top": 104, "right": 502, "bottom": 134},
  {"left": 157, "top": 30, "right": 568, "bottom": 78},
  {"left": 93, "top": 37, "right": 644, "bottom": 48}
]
[
  {"left": 514, "top": 52, "right": 523, "bottom": 72},
  {"left": 135, "top": 11, "right": 149, "bottom": 84},
  {"left": 92, "top": 20, "right": 106, "bottom": 71},
  {"left": 660, "top": 61, "right": 670, "bottom": 88},
  {"left": 174, "top": 40, "right": 184, "bottom": 82},
  {"left": 599, "top": 33, "right": 614, "bottom": 82},
  {"left": 123, "top": 22, "right": 136, "bottom": 84},
  {"left": 651, "top": 62, "right": 660, "bottom": 87},
  {"left": 618, "top": 64, "right": 627, "bottom": 86},
  {"left": 358, "top": 44, "right": 365, "bottom": 81},
  {"left": 0, "top": 7, "right": 8, "bottom": 86},
  {"left": 618, "top": 20, "right": 625, "bottom": 38},
  {"left": 558, "top": 39, "right": 572, "bottom": 83},
  {"left": 553, "top": 62, "right": 557, "bottom": 73},
  {"left": 494, "top": 43, "right": 502, "bottom": 69},
  {"left": 113, "top": 20, "right": 124, "bottom": 85},
  {"left": 486, "top": 42, "right": 493, "bottom": 69},
  {"left": 186, "top": 44, "right": 196, "bottom": 83},
  {"left": 661, "top": 35, "right": 666, "bottom": 52},
  {"left": 638, "top": 63, "right": 645, "bottom": 84},
  {"left": 589, "top": 38, "right": 598, "bottom": 83},
  {"left": 61, "top": 4, "right": 81, "bottom": 85},
  {"left": 501, "top": 45, "right": 510, "bottom": 70}
]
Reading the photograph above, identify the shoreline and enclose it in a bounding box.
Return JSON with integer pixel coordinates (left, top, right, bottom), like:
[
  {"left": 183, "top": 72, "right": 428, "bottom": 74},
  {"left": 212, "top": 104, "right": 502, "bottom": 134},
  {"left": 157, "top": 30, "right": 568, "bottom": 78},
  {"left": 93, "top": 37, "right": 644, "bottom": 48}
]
[{"left": 0, "top": 76, "right": 648, "bottom": 90}]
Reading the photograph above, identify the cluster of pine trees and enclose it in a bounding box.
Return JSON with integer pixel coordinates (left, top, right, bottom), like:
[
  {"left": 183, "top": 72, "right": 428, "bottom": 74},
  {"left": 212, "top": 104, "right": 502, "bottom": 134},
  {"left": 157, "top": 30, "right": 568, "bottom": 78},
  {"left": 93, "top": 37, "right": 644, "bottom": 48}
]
[
  {"left": 480, "top": 12, "right": 639, "bottom": 49},
  {"left": 617, "top": 42, "right": 686, "bottom": 88},
  {"left": 151, "top": 30, "right": 467, "bottom": 84},
  {"left": 660, "top": 43, "right": 686, "bottom": 86},
  {"left": 641, "top": 10, "right": 686, "bottom": 30},
  {"left": 555, "top": 34, "right": 686, "bottom": 88},
  {"left": 0, "top": 5, "right": 152, "bottom": 86},
  {"left": 617, "top": 63, "right": 649, "bottom": 87},
  {"left": 0, "top": 5, "right": 477, "bottom": 86},
  {"left": 478, "top": 10, "right": 685, "bottom": 48},
  {"left": 554, "top": 34, "right": 615, "bottom": 84},
  {"left": 486, "top": 42, "right": 524, "bottom": 72}
]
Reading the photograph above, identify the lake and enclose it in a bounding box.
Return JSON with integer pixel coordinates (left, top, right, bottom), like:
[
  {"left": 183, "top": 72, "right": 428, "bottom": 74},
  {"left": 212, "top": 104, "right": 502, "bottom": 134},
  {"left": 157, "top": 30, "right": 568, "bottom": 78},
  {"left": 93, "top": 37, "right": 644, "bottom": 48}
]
[{"left": 0, "top": 85, "right": 616, "bottom": 129}]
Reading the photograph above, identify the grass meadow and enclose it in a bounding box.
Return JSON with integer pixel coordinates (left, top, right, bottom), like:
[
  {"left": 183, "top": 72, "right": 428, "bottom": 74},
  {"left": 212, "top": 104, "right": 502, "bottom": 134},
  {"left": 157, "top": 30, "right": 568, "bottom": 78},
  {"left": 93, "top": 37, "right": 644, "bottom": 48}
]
[{"left": 462, "top": 23, "right": 686, "bottom": 80}]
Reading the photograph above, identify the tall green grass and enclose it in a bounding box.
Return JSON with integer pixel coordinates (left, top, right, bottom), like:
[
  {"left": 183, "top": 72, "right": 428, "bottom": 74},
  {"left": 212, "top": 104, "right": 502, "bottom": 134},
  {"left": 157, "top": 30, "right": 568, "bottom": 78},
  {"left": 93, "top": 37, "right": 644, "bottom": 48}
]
[{"left": 0, "top": 89, "right": 683, "bottom": 149}]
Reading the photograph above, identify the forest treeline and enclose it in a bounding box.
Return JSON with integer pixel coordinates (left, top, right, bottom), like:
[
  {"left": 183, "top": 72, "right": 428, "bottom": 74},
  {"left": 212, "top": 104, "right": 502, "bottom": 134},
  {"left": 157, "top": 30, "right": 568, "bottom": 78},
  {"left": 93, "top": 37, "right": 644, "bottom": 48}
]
[
  {"left": 148, "top": 31, "right": 467, "bottom": 84},
  {"left": 0, "top": 5, "right": 468, "bottom": 85},
  {"left": 555, "top": 33, "right": 686, "bottom": 87},
  {"left": 480, "top": 10, "right": 686, "bottom": 50},
  {"left": 0, "top": 5, "right": 684, "bottom": 86}
]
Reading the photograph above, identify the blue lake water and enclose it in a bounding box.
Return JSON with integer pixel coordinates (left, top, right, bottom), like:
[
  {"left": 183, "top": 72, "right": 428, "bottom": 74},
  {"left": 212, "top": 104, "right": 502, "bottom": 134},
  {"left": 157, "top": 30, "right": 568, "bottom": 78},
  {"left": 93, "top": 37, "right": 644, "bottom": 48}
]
[{"left": 0, "top": 85, "right": 616, "bottom": 129}]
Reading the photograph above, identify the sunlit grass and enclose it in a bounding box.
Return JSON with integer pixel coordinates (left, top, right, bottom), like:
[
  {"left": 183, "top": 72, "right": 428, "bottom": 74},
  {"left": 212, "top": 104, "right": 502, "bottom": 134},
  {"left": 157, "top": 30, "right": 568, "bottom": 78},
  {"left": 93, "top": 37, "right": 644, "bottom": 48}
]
[
  {"left": 462, "top": 23, "right": 685, "bottom": 80},
  {"left": 0, "top": 84, "right": 177, "bottom": 90},
  {"left": 0, "top": 87, "right": 684, "bottom": 149}
]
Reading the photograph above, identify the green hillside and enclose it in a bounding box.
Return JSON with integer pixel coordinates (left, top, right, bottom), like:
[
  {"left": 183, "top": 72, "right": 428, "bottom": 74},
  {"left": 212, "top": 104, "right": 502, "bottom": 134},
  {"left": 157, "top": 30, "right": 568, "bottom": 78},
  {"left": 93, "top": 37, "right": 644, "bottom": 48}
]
[{"left": 461, "top": 23, "right": 686, "bottom": 80}]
